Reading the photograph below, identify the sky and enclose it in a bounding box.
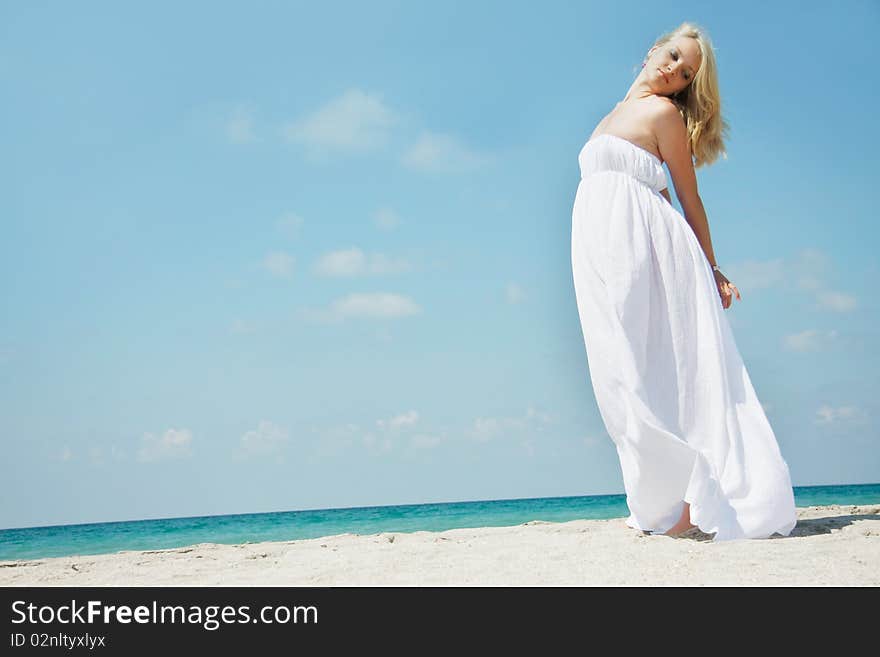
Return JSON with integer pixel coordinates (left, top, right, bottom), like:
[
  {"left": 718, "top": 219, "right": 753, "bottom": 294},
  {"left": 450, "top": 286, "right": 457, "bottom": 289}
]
[{"left": 1, "top": 1, "right": 878, "bottom": 529}]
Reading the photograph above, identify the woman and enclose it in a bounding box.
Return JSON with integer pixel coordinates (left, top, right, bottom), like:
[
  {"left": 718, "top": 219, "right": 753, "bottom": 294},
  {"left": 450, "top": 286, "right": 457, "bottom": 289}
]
[{"left": 570, "top": 22, "right": 797, "bottom": 541}]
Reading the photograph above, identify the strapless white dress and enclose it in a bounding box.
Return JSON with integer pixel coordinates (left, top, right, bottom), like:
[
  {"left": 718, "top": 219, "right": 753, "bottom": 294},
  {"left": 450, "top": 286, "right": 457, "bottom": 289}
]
[{"left": 570, "top": 133, "right": 797, "bottom": 541}]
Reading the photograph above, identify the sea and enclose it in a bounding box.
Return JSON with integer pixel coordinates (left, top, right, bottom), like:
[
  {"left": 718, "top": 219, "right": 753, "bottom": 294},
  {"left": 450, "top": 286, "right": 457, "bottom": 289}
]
[{"left": 1, "top": 482, "right": 878, "bottom": 561}]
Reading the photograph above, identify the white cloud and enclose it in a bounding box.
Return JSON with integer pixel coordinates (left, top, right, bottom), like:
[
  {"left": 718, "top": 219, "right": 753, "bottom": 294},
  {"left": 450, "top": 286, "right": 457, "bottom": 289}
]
[
  {"left": 261, "top": 251, "right": 295, "bottom": 279},
  {"left": 229, "top": 318, "right": 258, "bottom": 335},
  {"left": 277, "top": 213, "right": 305, "bottom": 238},
  {"left": 365, "top": 253, "right": 413, "bottom": 275},
  {"left": 372, "top": 410, "right": 443, "bottom": 451},
  {"left": 330, "top": 292, "right": 419, "bottom": 319},
  {"left": 470, "top": 417, "right": 511, "bottom": 442},
  {"left": 795, "top": 248, "right": 830, "bottom": 288},
  {"left": 362, "top": 431, "right": 393, "bottom": 452},
  {"left": 377, "top": 410, "right": 419, "bottom": 431},
  {"left": 727, "top": 249, "right": 856, "bottom": 314},
  {"left": 792, "top": 248, "right": 856, "bottom": 311},
  {"left": 314, "top": 247, "right": 411, "bottom": 277},
  {"left": 317, "top": 411, "right": 443, "bottom": 455},
  {"left": 782, "top": 328, "right": 838, "bottom": 352},
  {"left": 410, "top": 433, "right": 442, "bottom": 449},
  {"left": 349, "top": 412, "right": 421, "bottom": 452},
  {"left": 282, "top": 88, "right": 396, "bottom": 156},
  {"left": 240, "top": 420, "right": 289, "bottom": 456},
  {"left": 312, "top": 422, "right": 364, "bottom": 459},
  {"left": 797, "top": 274, "right": 823, "bottom": 292},
  {"left": 506, "top": 282, "right": 525, "bottom": 304},
  {"left": 467, "top": 405, "right": 554, "bottom": 443},
  {"left": 60, "top": 444, "right": 127, "bottom": 465},
  {"left": 525, "top": 405, "right": 554, "bottom": 425},
  {"left": 330, "top": 422, "right": 361, "bottom": 444},
  {"left": 373, "top": 207, "right": 401, "bottom": 231},
  {"left": 137, "top": 429, "right": 193, "bottom": 463},
  {"left": 225, "top": 106, "right": 258, "bottom": 144},
  {"left": 315, "top": 248, "right": 366, "bottom": 277},
  {"left": 305, "top": 292, "right": 421, "bottom": 323},
  {"left": 401, "top": 131, "right": 492, "bottom": 173},
  {"left": 815, "top": 291, "right": 857, "bottom": 312},
  {"left": 726, "top": 258, "right": 784, "bottom": 291},
  {"left": 814, "top": 404, "right": 868, "bottom": 425}
]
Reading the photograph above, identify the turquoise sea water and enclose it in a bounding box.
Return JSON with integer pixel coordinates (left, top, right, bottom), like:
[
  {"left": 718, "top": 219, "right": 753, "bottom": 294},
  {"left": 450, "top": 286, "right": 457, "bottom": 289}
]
[{"left": 1, "top": 483, "right": 878, "bottom": 561}]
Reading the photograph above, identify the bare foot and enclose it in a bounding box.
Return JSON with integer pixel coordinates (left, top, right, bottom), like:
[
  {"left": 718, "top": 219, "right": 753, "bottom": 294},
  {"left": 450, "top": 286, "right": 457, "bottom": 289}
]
[{"left": 664, "top": 502, "right": 697, "bottom": 536}]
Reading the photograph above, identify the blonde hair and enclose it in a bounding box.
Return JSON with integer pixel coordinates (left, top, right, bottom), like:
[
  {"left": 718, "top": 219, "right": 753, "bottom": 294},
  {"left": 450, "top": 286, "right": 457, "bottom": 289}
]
[{"left": 644, "top": 22, "right": 729, "bottom": 168}]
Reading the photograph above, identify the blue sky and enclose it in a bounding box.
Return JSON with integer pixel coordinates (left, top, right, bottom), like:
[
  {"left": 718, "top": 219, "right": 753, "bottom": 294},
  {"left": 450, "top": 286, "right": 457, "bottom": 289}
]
[{"left": 1, "top": 1, "right": 877, "bottom": 529}]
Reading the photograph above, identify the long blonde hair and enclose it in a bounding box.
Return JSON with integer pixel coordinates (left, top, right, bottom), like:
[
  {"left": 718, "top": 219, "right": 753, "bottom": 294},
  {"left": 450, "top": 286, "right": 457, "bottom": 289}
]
[{"left": 644, "top": 22, "right": 729, "bottom": 168}]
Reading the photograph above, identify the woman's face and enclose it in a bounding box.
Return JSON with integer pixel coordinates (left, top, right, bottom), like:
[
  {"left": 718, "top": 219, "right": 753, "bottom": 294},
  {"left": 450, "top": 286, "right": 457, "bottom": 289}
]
[{"left": 645, "top": 36, "right": 702, "bottom": 96}]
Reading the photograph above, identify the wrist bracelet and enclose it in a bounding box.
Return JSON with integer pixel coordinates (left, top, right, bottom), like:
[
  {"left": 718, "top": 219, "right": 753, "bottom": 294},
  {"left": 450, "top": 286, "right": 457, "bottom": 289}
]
[{"left": 712, "top": 265, "right": 721, "bottom": 272}]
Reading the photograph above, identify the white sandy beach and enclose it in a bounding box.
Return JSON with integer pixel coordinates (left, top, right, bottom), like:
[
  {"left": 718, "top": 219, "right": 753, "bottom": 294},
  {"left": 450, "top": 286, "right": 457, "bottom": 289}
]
[{"left": 1, "top": 504, "right": 877, "bottom": 586}]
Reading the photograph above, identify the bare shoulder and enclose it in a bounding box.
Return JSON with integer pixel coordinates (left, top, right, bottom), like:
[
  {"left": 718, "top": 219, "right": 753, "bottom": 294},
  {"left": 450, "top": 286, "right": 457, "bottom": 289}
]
[
  {"left": 649, "top": 96, "right": 698, "bottom": 198},
  {"left": 649, "top": 96, "right": 688, "bottom": 146}
]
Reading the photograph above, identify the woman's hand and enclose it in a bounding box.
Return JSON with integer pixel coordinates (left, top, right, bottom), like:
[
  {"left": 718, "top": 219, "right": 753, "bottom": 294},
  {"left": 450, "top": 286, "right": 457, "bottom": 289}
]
[{"left": 713, "top": 268, "right": 741, "bottom": 309}]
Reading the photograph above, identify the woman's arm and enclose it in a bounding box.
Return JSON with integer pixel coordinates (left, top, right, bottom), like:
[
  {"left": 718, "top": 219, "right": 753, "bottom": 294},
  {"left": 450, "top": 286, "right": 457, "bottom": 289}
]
[
  {"left": 659, "top": 188, "right": 672, "bottom": 204},
  {"left": 654, "top": 102, "right": 719, "bottom": 270}
]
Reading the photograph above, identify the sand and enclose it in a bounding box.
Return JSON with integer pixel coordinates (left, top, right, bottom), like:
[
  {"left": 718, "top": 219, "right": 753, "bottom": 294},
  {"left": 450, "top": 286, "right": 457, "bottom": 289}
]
[{"left": 1, "top": 504, "right": 877, "bottom": 586}]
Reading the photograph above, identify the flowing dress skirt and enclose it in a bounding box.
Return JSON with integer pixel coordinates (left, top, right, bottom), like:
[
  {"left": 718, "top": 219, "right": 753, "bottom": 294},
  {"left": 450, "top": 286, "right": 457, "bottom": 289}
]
[{"left": 571, "top": 134, "right": 797, "bottom": 541}]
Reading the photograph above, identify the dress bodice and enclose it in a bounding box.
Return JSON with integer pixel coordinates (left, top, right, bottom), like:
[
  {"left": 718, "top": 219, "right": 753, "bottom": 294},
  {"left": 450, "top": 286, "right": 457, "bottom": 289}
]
[{"left": 578, "top": 133, "right": 667, "bottom": 193}]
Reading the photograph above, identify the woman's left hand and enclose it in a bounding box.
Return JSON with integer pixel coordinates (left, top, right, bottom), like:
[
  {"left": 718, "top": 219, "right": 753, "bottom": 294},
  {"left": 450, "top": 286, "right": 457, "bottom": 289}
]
[{"left": 714, "top": 269, "right": 741, "bottom": 309}]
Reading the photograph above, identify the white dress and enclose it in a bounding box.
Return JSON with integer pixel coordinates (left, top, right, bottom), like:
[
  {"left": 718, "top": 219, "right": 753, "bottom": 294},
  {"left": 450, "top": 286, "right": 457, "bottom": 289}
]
[{"left": 570, "top": 133, "right": 797, "bottom": 541}]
